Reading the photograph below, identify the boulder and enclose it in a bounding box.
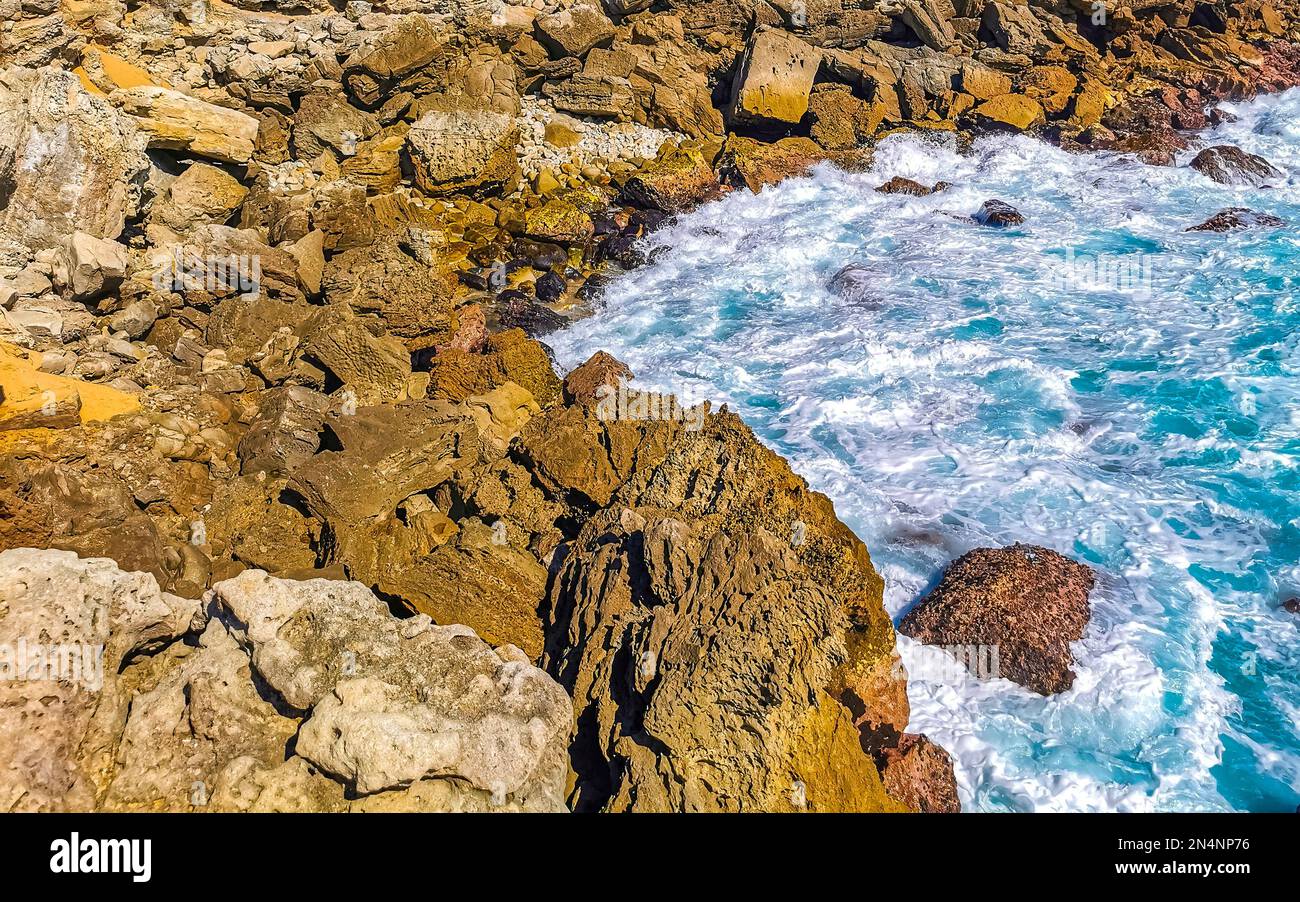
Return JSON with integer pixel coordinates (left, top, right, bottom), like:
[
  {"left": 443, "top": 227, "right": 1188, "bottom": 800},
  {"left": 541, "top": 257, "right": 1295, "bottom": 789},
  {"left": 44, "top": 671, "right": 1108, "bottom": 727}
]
[
  {"left": 405, "top": 110, "right": 521, "bottom": 198},
  {"left": 901, "top": 0, "right": 957, "bottom": 50},
  {"left": 1188, "top": 145, "right": 1284, "bottom": 187},
  {"left": 970, "top": 93, "right": 1045, "bottom": 130},
  {"left": 716, "top": 136, "right": 827, "bottom": 193},
  {"left": 321, "top": 235, "right": 456, "bottom": 342},
  {"left": 621, "top": 144, "right": 720, "bottom": 213},
  {"left": 151, "top": 163, "right": 249, "bottom": 234},
  {"left": 972, "top": 199, "right": 1026, "bottom": 227},
  {"left": 53, "top": 233, "right": 129, "bottom": 302},
  {"left": 341, "top": 14, "right": 447, "bottom": 107},
  {"left": 111, "top": 86, "right": 259, "bottom": 164},
  {"left": 0, "top": 67, "right": 148, "bottom": 251},
  {"left": 876, "top": 176, "right": 949, "bottom": 196},
  {"left": 534, "top": 5, "right": 616, "bottom": 59},
  {"left": 898, "top": 544, "right": 1095, "bottom": 695},
  {"left": 729, "top": 27, "right": 821, "bottom": 129}
]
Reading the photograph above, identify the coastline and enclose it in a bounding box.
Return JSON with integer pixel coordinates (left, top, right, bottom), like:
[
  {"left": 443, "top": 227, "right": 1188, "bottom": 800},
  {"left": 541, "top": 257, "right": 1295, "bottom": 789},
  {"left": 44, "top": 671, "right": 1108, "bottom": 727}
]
[{"left": 0, "top": 0, "right": 1297, "bottom": 813}]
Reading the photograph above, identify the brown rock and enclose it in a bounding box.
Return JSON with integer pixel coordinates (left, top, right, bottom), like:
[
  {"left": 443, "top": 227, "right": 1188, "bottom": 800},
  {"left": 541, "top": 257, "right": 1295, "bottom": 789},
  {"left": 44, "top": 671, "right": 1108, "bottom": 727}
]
[
  {"left": 1189, "top": 145, "right": 1283, "bottom": 187},
  {"left": 899, "top": 544, "right": 1096, "bottom": 696},
  {"left": 729, "top": 27, "right": 821, "bottom": 128},
  {"left": 878, "top": 733, "right": 961, "bottom": 813},
  {"left": 1186, "top": 208, "right": 1287, "bottom": 232}
]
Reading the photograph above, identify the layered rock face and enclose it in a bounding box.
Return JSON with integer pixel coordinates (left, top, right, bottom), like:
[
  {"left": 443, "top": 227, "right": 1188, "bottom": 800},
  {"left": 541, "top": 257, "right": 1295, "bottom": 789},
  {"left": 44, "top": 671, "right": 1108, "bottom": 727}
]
[
  {"left": 1, "top": 0, "right": 1298, "bottom": 814},
  {"left": 0, "top": 550, "right": 571, "bottom": 812}
]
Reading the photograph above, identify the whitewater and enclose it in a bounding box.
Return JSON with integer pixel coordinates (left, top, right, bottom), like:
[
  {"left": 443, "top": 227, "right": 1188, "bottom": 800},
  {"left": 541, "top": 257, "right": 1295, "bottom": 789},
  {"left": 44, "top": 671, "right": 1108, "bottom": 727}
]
[{"left": 547, "top": 89, "right": 1300, "bottom": 812}]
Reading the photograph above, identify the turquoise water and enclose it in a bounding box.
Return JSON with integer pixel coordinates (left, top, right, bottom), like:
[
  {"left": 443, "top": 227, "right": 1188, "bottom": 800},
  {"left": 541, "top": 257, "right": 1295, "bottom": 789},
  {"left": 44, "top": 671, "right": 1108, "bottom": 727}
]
[{"left": 548, "top": 89, "right": 1300, "bottom": 812}]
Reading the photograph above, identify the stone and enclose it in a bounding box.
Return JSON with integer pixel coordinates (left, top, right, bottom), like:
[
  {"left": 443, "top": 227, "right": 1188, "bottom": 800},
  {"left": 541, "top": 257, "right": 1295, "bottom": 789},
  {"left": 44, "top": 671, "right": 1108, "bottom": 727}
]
[
  {"left": 970, "top": 93, "right": 1045, "bottom": 130},
  {"left": 296, "top": 306, "right": 413, "bottom": 406},
  {"left": 876, "top": 176, "right": 949, "bottom": 196},
  {"left": 877, "top": 734, "right": 961, "bottom": 813},
  {"left": 406, "top": 110, "right": 521, "bottom": 198},
  {"left": 292, "top": 92, "right": 380, "bottom": 162},
  {"left": 1186, "top": 208, "right": 1287, "bottom": 232},
  {"left": 53, "top": 233, "right": 129, "bottom": 302},
  {"left": 901, "top": 0, "right": 957, "bottom": 50},
  {"left": 237, "top": 386, "right": 332, "bottom": 476},
  {"left": 716, "top": 136, "right": 825, "bottom": 193},
  {"left": 152, "top": 163, "right": 249, "bottom": 234},
  {"left": 899, "top": 544, "right": 1095, "bottom": 695},
  {"left": 322, "top": 235, "right": 456, "bottom": 341},
  {"left": 973, "top": 199, "right": 1026, "bottom": 227},
  {"left": 111, "top": 87, "right": 259, "bottom": 164},
  {"left": 341, "top": 14, "right": 448, "bottom": 107},
  {"left": 0, "top": 67, "right": 148, "bottom": 251},
  {"left": 729, "top": 28, "right": 821, "bottom": 128},
  {"left": 621, "top": 144, "right": 719, "bottom": 213},
  {"left": 563, "top": 351, "right": 634, "bottom": 406},
  {"left": 1188, "top": 145, "right": 1284, "bottom": 187},
  {"left": 534, "top": 5, "right": 616, "bottom": 59}
]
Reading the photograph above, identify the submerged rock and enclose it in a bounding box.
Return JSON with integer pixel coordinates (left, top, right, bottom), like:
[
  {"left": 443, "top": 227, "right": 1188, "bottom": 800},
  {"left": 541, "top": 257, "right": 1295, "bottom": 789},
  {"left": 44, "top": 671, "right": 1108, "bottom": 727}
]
[
  {"left": 899, "top": 544, "right": 1095, "bottom": 696},
  {"left": 1186, "top": 208, "right": 1287, "bottom": 232},
  {"left": 876, "top": 176, "right": 951, "bottom": 196},
  {"left": 1189, "top": 145, "right": 1283, "bottom": 187}
]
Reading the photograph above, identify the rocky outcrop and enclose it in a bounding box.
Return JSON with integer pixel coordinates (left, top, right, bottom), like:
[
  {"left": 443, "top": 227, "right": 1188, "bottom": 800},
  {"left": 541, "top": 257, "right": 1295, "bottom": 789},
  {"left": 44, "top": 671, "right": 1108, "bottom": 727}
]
[
  {"left": 899, "top": 544, "right": 1096, "bottom": 696},
  {"left": 0, "top": 551, "right": 571, "bottom": 812},
  {"left": 111, "top": 87, "right": 259, "bottom": 165},
  {"left": 730, "top": 28, "right": 821, "bottom": 129},
  {"left": 406, "top": 109, "right": 522, "bottom": 197},
  {"left": 1187, "top": 207, "right": 1287, "bottom": 232}
]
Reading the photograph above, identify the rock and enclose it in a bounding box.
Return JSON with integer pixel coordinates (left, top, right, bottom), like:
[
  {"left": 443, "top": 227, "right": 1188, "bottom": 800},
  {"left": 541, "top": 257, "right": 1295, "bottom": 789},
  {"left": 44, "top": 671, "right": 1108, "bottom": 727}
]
[
  {"left": 498, "top": 290, "right": 566, "bottom": 337},
  {"left": 534, "top": 5, "right": 616, "bottom": 59},
  {"left": 876, "top": 176, "right": 949, "bottom": 196},
  {"left": 901, "top": 0, "right": 957, "bottom": 51},
  {"left": 52, "top": 233, "right": 129, "bottom": 301},
  {"left": 322, "top": 234, "right": 455, "bottom": 342},
  {"left": 341, "top": 13, "right": 447, "bottom": 107},
  {"left": 406, "top": 110, "right": 521, "bottom": 198},
  {"left": 111, "top": 86, "right": 259, "bottom": 164},
  {"left": 538, "top": 407, "right": 920, "bottom": 811},
  {"left": 284, "top": 230, "right": 326, "bottom": 297},
  {"left": 292, "top": 92, "right": 379, "bottom": 162},
  {"left": 959, "top": 61, "right": 1013, "bottom": 102},
  {"left": 877, "top": 734, "right": 961, "bottom": 813},
  {"left": 562, "top": 351, "right": 634, "bottom": 405},
  {"left": 1186, "top": 208, "right": 1286, "bottom": 232},
  {"left": 0, "top": 67, "right": 149, "bottom": 251},
  {"left": 972, "top": 199, "right": 1026, "bottom": 227},
  {"left": 827, "top": 263, "right": 883, "bottom": 307},
  {"left": 970, "top": 93, "right": 1045, "bottom": 130},
  {"left": 151, "top": 163, "right": 249, "bottom": 233},
  {"left": 237, "top": 386, "right": 332, "bottom": 476},
  {"left": 1283, "top": 598, "right": 1300, "bottom": 615},
  {"left": 729, "top": 27, "right": 821, "bottom": 129},
  {"left": 716, "top": 136, "right": 825, "bottom": 193},
  {"left": 982, "top": 1, "right": 1051, "bottom": 55},
  {"left": 1188, "top": 145, "right": 1284, "bottom": 187},
  {"left": 520, "top": 200, "right": 595, "bottom": 245},
  {"left": 808, "top": 86, "right": 889, "bottom": 150},
  {"left": 297, "top": 306, "right": 413, "bottom": 406},
  {"left": 621, "top": 144, "right": 719, "bottom": 213},
  {"left": 898, "top": 544, "right": 1095, "bottom": 695},
  {"left": 0, "top": 549, "right": 197, "bottom": 812}
]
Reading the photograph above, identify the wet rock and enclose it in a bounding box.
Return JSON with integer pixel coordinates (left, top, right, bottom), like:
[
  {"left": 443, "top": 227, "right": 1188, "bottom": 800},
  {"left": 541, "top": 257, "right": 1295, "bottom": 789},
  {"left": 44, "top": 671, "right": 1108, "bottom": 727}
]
[
  {"left": 876, "top": 176, "right": 950, "bottom": 196},
  {"left": 1188, "top": 145, "right": 1284, "bottom": 186},
  {"left": 534, "top": 271, "right": 567, "bottom": 304},
  {"left": 511, "top": 238, "right": 569, "bottom": 270},
  {"left": 899, "top": 544, "right": 1095, "bottom": 696},
  {"left": 972, "top": 199, "right": 1026, "bottom": 227},
  {"left": 111, "top": 86, "right": 259, "bottom": 165},
  {"left": 877, "top": 733, "right": 961, "bottom": 813},
  {"left": 1283, "top": 598, "right": 1300, "bottom": 615},
  {"left": 498, "top": 289, "right": 566, "bottom": 337},
  {"left": 0, "top": 67, "right": 148, "bottom": 250},
  {"left": 1186, "top": 208, "right": 1287, "bottom": 232},
  {"left": 621, "top": 144, "right": 719, "bottom": 213},
  {"left": 716, "top": 136, "right": 825, "bottom": 193}
]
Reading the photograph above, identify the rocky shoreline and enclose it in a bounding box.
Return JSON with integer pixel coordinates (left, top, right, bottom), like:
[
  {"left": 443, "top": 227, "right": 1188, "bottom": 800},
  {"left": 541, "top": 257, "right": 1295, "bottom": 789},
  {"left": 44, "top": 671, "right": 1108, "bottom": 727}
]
[{"left": 1, "top": 1, "right": 1298, "bottom": 812}]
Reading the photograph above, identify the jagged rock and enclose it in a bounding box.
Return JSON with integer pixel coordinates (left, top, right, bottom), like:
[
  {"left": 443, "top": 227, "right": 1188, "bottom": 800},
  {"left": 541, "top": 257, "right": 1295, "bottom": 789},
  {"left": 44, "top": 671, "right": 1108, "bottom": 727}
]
[
  {"left": 1188, "top": 145, "right": 1284, "bottom": 186},
  {"left": 111, "top": 87, "right": 259, "bottom": 165},
  {"left": 0, "top": 548, "right": 197, "bottom": 812},
  {"left": 52, "top": 233, "right": 129, "bottom": 302},
  {"left": 621, "top": 144, "right": 720, "bottom": 213},
  {"left": 982, "top": 1, "right": 1052, "bottom": 55},
  {"left": 292, "top": 92, "right": 380, "bottom": 162},
  {"left": 538, "top": 407, "right": 921, "bottom": 811},
  {"left": 729, "top": 27, "right": 821, "bottom": 128},
  {"left": 406, "top": 110, "right": 521, "bottom": 198},
  {"left": 535, "top": 5, "right": 617, "bottom": 59},
  {"left": 151, "top": 163, "right": 249, "bottom": 234},
  {"left": 899, "top": 544, "right": 1095, "bottom": 696},
  {"left": 563, "top": 351, "right": 633, "bottom": 405},
  {"left": 296, "top": 305, "right": 413, "bottom": 406},
  {"left": 321, "top": 235, "right": 456, "bottom": 342},
  {"left": 901, "top": 0, "right": 957, "bottom": 50},
  {"left": 973, "top": 199, "right": 1026, "bottom": 226},
  {"left": 1186, "top": 207, "right": 1287, "bottom": 232},
  {"left": 809, "top": 86, "right": 889, "bottom": 150},
  {"left": 237, "top": 386, "right": 331, "bottom": 476},
  {"left": 717, "top": 136, "right": 826, "bottom": 193},
  {"left": 878, "top": 734, "right": 961, "bottom": 813},
  {"left": 0, "top": 67, "right": 148, "bottom": 251},
  {"left": 341, "top": 14, "right": 448, "bottom": 107}
]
